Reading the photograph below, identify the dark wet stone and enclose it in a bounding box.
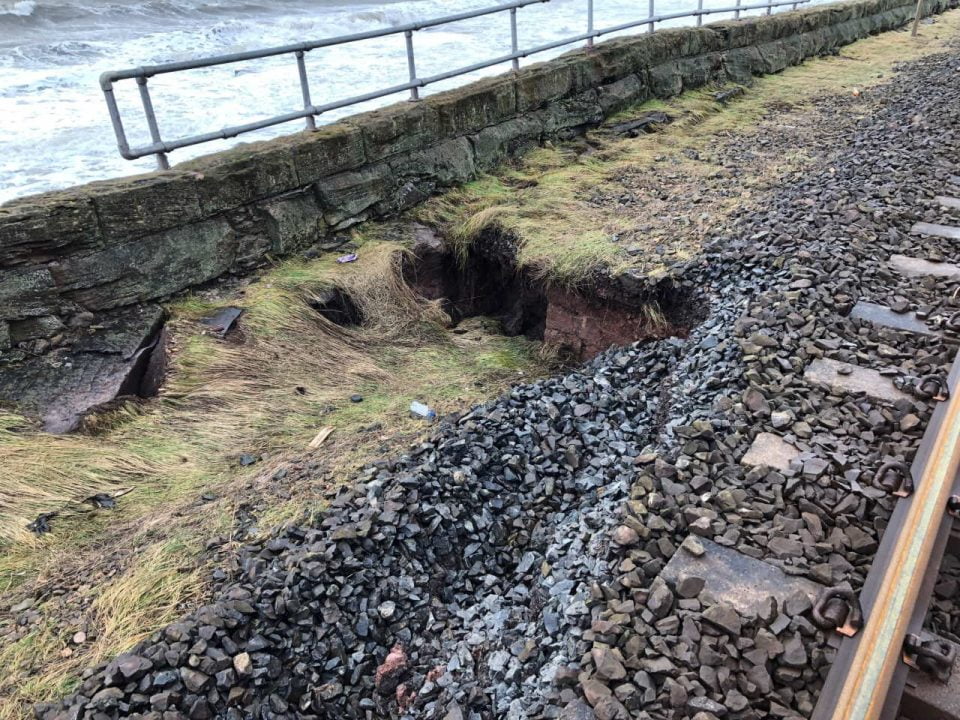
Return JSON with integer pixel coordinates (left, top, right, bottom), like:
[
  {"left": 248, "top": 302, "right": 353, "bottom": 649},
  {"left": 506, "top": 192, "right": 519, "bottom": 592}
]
[
  {"left": 592, "top": 648, "right": 627, "bottom": 681},
  {"left": 676, "top": 573, "right": 705, "bottom": 599},
  {"left": 179, "top": 668, "right": 210, "bottom": 693},
  {"left": 781, "top": 634, "right": 808, "bottom": 668},
  {"left": 702, "top": 603, "right": 741, "bottom": 636}
]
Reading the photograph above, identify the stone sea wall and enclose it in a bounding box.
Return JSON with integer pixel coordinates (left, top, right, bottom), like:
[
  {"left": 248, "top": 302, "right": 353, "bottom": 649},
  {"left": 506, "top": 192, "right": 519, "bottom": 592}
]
[{"left": 0, "top": 0, "right": 952, "bottom": 354}]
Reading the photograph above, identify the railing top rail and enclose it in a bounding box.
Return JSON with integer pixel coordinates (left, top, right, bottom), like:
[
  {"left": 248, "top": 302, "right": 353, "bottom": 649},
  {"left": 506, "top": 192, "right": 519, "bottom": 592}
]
[{"left": 99, "top": 0, "right": 550, "bottom": 87}]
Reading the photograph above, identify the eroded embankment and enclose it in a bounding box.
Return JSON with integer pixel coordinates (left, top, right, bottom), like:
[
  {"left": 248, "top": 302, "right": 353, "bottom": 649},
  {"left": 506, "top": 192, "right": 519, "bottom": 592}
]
[
  {"left": 402, "top": 225, "right": 704, "bottom": 362},
  {"left": 33, "top": 37, "right": 960, "bottom": 720}
]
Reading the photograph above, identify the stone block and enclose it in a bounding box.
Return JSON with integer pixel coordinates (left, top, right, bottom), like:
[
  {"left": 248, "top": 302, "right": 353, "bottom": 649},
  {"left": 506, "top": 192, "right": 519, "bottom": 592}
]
[
  {"left": 708, "top": 18, "right": 761, "bottom": 50},
  {"left": 678, "top": 26, "right": 729, "bottom": 56},
  {"left": 351, "top": 101, "right": 441, "bottom": 162},
  {"left": 849, "top": 301, "right": 934, "bottom": 335},
  {"left": 54, "top": 218, "right": 236, "bottom": 310},
  {"left": 288, "top": 123, "right": 366, "bottom": 185},
  {"left": 0, "top": 191, "right": 102, "bottom": 265},
  {"left": 649, "top": 60, "right": 683, "bottom": 98},
  {"left": 833, "top": 16, "right": 867, "bottom": 45},
  {"left": 796, "top": 27, "right": 833, "bottom": 57},
  {"left": 597, "top": 75, "right": 647, "bottom": 115},
  {"left": 0, "top": 320, "right": 8, "bottom": 350},
  {"left": 936, "top": 196, "right": 960, "bottom": 210},
  {"left": 756, "top": 40, "right": 791, "bottom": 74},
  {"left": 0, "top": 306, "right": 167, "bottom": 432},
  {"left": 178, "top": 141, "right": 299, "bottom": 216},
  {"left": 780, "top": 33, "right": 804, "bottom": 67},
  {"left": 73, "top": 304, "right": 166, "bottom": 358},
  {"left": 831, "top": 1, "right": 864, "bottom": 24},
  {"left": 315, "top": 163, "right": 394, "bottom": 227},
  {"left": 643, "top": 27, "right": 707, "bottom": 64},
  {"left": 470, "top": 115, "right": 544, "bottom": 172},
  {"left": 515, "top": 59, "right": 580, "bottom": 112},
  {"left": 9, "top": 315, "right": 66, "bottom": 344},
  {"left": 912, "top": 221, "right": 960, "bottom": 240},
  {"left": 747, "top": 12, "right": 799, "bottom": 45},
  {"left": 678, "top": 53, "right": 724, "bottom": 92},
  {"left": 537, "top": 90, "right": 604, "bottom": 138},
  {"left": 889, "top": 254, "right": 960, "bottom": 280},
  {"left": 86, "top": 171, "right": 204, "bottom": 242},
  {"left": 741, "top": 432, "right": 800, "bottom": 472},
  {"left": 228, "top": 206, "right": 274, "bottom": 271},
  {"left": 582, "top": 36, "right": 648, "bottom": 81},
  {"left": 427, "top": 76, "right": 517, "bottom": 137},
  {"left": 0, "top": 266, "right": 58, "bottom": 320},
  {"left": 721, "top": 46, "right": 764, "bottom": 83},
  {"left": 257, "top": 189, "right": 325, "bottom": 255},
  {"left": 391, "top": 137, "right": 476, "bottom": 188},
  {"left": 803, "top": 358, "right": 910, "bottom": 404},
  {"left": 660, "top": 536, "right": 822, "bottom": 615},
  {"left": 381, "top": 138, "right": 478, "bottom": 217}
]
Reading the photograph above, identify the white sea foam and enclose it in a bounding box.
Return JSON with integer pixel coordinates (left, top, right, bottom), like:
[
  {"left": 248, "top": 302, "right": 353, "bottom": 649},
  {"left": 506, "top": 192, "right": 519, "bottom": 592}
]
[
  {"left": 0, "top": 0, "right": 36, "bottom": 16},
  {"left": 0, "top": 0, "right": 814, "bottom": 204}
]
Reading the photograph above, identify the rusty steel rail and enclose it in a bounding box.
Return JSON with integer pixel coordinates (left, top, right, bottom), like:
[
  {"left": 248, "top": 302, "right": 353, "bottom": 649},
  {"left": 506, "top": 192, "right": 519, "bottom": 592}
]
[{"left": 813, "top": 354, "right": 960, "bottom": 720}]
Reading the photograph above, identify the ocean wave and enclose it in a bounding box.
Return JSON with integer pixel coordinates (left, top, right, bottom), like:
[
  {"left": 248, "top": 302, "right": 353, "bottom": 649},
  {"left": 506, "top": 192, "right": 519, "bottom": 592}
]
[
  {"left": 0, "top": 0, "right": 37, "bottom": 16},
  {"left": 0, "top": 0, "right": 295, "bottom": 25},
  {"left": 7, "top": 39, "right": 110, "bottom": 66},
  {"left": 343, "top": 0, "right": 495, "bottom": 29}
]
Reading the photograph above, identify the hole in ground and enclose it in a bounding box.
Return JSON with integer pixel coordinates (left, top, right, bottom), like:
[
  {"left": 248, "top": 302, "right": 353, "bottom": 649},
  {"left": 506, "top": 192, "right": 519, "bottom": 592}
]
[
  {"left": 402, "top": 225, "right": 704, "bottom": 361},
  {"left": 308, "top": 287, "right": 365, "bottom": 327}
]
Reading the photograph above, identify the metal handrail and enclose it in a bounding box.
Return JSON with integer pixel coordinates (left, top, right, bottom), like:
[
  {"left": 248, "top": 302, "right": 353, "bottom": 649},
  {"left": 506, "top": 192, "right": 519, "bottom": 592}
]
[{"left": 100, "top": 0, "right": 806, "bottom": 169}]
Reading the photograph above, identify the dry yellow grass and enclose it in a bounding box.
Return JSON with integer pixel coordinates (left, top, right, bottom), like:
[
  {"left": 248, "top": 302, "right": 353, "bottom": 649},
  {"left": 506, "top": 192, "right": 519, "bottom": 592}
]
[{"left": 0, "top": 535, "right": 207, "bottom": 712}]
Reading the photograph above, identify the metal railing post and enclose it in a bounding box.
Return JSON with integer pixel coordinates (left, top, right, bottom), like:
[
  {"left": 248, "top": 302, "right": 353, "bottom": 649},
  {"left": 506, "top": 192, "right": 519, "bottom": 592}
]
[
  {"left": 295, "top": 51, "right": 316, "bottom": 130},
  {"left": 911, "top": 0, "right": 924, "bottom": 34},
  {"left": 100, "top": 78, "right": 135, "bottom": 161},
  {"left": 587, "top": 0, "right": 594, "bottom": 47},
  {"left": 766, "top": 0, "right": 773, "bottom": 15},
  {"left": 648, "top": 0, "right": 655, "bottom": 32},
  {"left": 135, "top": 77, "right": 170, "bottom": 170},
  {"left": 404, "top": 30, "right": 419, "bottom": 100},
  {"left": 510, "top": 7, "right": 520, "bottom": 69},
  {"left": 735, "top": 0, "right": 742, "bottom": 19},
  {"left": 697, "top": 0, "right": 704, "bottom": 25}
]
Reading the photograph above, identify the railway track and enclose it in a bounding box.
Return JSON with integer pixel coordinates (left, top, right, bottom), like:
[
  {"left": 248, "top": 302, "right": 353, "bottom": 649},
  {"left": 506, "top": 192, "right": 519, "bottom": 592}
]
[{"left": 800, "top": 196, "right": 960, "bottom": 720}]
